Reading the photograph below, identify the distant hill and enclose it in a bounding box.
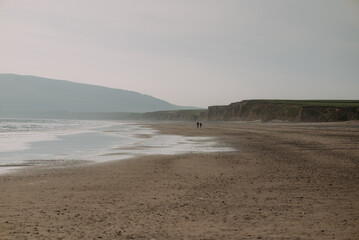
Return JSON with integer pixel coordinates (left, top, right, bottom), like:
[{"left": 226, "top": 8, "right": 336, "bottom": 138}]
[{"left": 0, "top": 74, "right": 193, "bottom": 115}]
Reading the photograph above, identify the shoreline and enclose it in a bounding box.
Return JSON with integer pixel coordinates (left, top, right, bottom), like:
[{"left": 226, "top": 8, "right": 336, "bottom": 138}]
[
  {"left": 0, "top": 120, "right": 233, "bottom": 175},
  {"left": 0, "top": 121, "right": 358, "bottom": 239}
]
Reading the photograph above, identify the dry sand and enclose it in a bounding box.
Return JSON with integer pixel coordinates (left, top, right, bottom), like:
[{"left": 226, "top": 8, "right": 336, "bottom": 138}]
[{"left": 0, "top": 121, "right": 358, "bottom": 239}]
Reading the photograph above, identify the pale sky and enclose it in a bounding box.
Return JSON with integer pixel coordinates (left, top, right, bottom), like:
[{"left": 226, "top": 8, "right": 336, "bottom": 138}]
[{"left": 0, "top": 0, "right": 358, "bottom": 107}]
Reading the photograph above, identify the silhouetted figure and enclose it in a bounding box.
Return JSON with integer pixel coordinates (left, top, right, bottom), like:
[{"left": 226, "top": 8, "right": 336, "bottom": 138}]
[
  {"left": 200, "top": 122, "right": 202, "bottom": 128},
  {"left": 196, "top": 122, "right": 199, "bottom": 128}
]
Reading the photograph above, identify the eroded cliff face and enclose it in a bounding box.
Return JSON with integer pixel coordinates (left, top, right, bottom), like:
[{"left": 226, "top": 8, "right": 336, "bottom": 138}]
[
  {"left": 208, "top": 100, "right": 359, "bottom": 122},
  {"left": 208, "top": 101, "right": 299, "bottom": 121},
  {"left": 141, "top": 101, "right": 359, "bottom": 122},
  {"left": 297, "top": 106, "right": 359, "bottom": 122}
]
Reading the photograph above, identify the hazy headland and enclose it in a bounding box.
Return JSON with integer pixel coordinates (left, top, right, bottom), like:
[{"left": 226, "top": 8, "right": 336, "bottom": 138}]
[{"left": 0, "top": 74, "right": 198, "bottom": 117}]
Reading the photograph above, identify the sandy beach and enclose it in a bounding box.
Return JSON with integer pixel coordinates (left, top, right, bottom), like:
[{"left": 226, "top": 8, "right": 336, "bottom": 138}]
[{"left": 0, "top": 121, "right": 358, "bottom": 239}]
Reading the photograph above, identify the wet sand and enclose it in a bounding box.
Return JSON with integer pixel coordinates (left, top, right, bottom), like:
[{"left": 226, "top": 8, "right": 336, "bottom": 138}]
[{"left": 0, "top": 121, "right": 358, "bottom": 239}]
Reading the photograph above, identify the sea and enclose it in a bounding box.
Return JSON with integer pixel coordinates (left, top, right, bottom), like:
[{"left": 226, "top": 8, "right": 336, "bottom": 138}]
[{"left": 0, "top": 118, "right": 233, "bottom": 174}]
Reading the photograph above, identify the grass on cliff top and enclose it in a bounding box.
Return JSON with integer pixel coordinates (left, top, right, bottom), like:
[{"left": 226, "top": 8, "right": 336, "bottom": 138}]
[{"left": 257, "top": 100, "right": 359, "bottom": 107}]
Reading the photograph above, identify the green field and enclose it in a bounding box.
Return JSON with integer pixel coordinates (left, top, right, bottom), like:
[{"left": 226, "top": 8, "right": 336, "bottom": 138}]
[{"left": 256, "top": 100, "right": 359, "bottom": 107}]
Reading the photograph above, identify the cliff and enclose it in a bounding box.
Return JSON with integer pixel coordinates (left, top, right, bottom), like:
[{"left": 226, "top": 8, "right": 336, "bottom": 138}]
[
  {"left": 141, "top": 100, "right": 359, "bottom": 122},
  {"left": 208, "top": 100, "right": 359, "bottom": 122}
]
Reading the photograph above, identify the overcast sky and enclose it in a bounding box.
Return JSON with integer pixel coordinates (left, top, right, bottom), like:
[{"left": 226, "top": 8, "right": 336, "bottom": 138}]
[{"left": 0, "top": 0, "right": 358, "bottom": 107}]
